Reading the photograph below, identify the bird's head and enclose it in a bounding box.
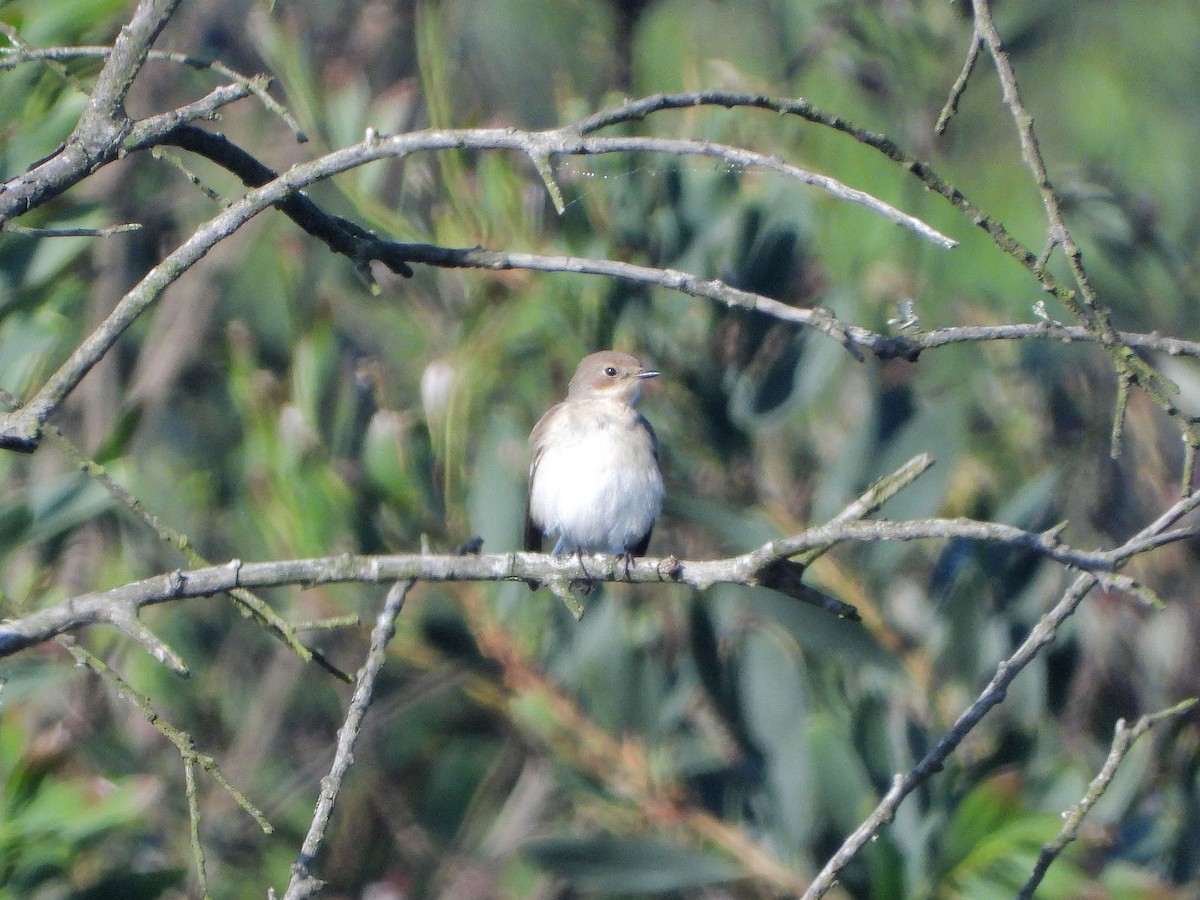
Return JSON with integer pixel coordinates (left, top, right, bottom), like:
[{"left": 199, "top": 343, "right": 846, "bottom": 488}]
[{"left": 566, "top": 350, "right": 659, "bottom": 406}]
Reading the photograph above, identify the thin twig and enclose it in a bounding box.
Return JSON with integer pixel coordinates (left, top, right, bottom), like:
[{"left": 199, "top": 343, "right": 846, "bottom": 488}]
[
  {"left": 0, "top": 220, "right": 141, "bottom": 237},
  {"left": 800, "top": 485, "right": 1200, "bottom": 897},
  {"left": 1110, "top": 374, "right": 1132, "bottom": 459},
  {"left": 1017, "top": 698, "right": 1198, "bottom": 899},
  {"left": 19, "top": 407, "right": 353, "bottom": 682},
  {"left": 61, "top": 638, "right": 270, "bottom": 897},
  {"left": 569, "top": 135, "right": 955, "bottom": 247},
  {"left": 151, "top": 146, "right": 230, "bottom": 205},
  {"left": 127, "top": 80, "right": 254, "bottom": 138},
  {"left": 0, "top": 45, "right": 306, "bottom": 138},
  {"left": 791, "top": 453, "right": 934, "bottom": 567},
  {"left": 281, "top": 580, "right": 414, "bottom": 900},
  {"left": 183, "top": 756, "right": 210, "bottom": 899},
  {"left": 936, "top": 30, "right": 983, "bottom": 134},
  {"left": 970, "top": 0, "right": 1188, "bottom": 468},
  {"left": 0, "top": 388, "right": 351, "bottom": 680},
  {"left": 0, "top": 24, "right": 90, "bottom": 94}
]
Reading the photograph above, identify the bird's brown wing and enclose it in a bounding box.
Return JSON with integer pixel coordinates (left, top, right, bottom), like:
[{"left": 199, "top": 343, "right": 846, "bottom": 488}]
[
  {"left": 523, "top": 497, "right": 543, "bottom": 552},
  {"left": 523, "top": 405, "right": 556, "bottom": 552},
  {"left": 628, "top": 525, "right": 653, "bottom": 557},
  {"left": 625, "top": 412, "right": 661, "bottom": 557},
  {"left": 640, "top": 413, "right": 660, "bottom": 465}
]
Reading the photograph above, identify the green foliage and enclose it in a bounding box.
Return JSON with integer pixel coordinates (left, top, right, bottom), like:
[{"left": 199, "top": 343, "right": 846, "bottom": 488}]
[
  {"left": 524, "top": 836, "right": 738, "bottom": 893},
  {"left": 0, "top": 679, "right": 183, "bottom": 897}
]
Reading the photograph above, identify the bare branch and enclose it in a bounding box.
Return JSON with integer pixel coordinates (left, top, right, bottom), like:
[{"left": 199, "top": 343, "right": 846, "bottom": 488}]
[
  {"left": 0, "top": 220, "right": 141, "bottom": 237},
  {"left": 62, "top": 639, "right": 272, "bottom": 895},
  {"left": 571, "top": 135, "right": 955, "bottom": 247},
  {"left": 1018, "top": 698, "right": 1198, "bottom": 899},
  {"left": 125, "top": 81, "right": 255, "bottom": 138},
  {"left": 183, "top": 756, "right": 209, "bottom": 899},
  {"left": 0, "top": 0, "right": 182, "bottom": 223},
  {"left": 800, "top": 484, "right": 1200, "bottom": 897},
  {"left": 970, "top": 0, "right": 1188, "bottom": 465},
  {"left": 80, "top": 0, "right": 182, "bottom": 121},
  {"left": 0, "top": 123, "right": 952, "bottom": 451},
  {"left": 0, "top": 45, "right": 307, "bottom": 139},
  {"left": 158, "top": 125, "right": 414, "bottom": 278},
  {"left": 282, "top": 580, "right": 414, "bottom": 899},
  {"left": 1, "top": 509, "right": 1194, "bottom": 661},
  {"left": 803, "top": 571, "right": 1099, "bottom": 898},
  {"left": 936, "top": 30, "right": 983, "bottom": 134},
  {"left": 578, "top": 92, "right": 1195, "bottom": 438},
  {"left": 757, "top": 453, "right": 938, "bottom": 618}
]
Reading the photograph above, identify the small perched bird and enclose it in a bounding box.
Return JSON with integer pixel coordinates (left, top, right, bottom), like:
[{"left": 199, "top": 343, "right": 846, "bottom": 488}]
[{"left": 524, "top": 351, "right": 663, "bottom": 563}]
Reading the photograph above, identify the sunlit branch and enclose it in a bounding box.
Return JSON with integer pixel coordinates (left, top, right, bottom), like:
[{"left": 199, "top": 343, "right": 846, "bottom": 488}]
[
  {"left": 0, "top": 511, "right": 1191, "bottom": 662},
  {"left": 0, "top": 124, "right": 952, "bottom": 451}
]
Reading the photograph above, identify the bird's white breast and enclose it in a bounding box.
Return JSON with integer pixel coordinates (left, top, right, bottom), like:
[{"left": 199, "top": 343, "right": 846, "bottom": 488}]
[{"left": 529, "top": 400, "right": 662, "bottom": 554}]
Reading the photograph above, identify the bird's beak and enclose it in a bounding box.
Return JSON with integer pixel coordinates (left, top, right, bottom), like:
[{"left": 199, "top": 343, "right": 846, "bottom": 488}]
[{"left": 637, "top": 369, "right": 660, "bottom": 379}]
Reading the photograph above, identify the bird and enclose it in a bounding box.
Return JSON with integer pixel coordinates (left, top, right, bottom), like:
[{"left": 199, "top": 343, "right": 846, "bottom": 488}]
[{"left": 524, "top": 350, "right": 663, "bottom": 568}]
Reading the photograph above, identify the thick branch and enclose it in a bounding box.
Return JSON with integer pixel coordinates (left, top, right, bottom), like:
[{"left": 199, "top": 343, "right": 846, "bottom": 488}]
[
  {"left": 0, "top": 125, "right": 952, "bottom": 451},
  {"left": 81, "top": 0, "right": 181, "bottom": 121},
  {"left": 159, "top": 125, "right": 413, "bottom": 277},
  {"left": 0, "top": 0, "right": 181, "bottom": 222},
  {"left": 1, "top": 512, "right": 1193, "bottom": 661}
]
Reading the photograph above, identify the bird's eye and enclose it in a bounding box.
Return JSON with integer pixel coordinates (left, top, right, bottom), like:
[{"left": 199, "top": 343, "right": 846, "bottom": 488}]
[{"left": 604, "top": 366, "right": 617, "bottom": 377}]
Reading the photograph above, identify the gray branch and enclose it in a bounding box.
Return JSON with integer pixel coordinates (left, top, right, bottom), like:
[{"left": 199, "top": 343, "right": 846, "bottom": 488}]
[
  {"left": 0, "top": 0, "right": 180, "bottom": 221},
  {"left": 0, "top": 124, "right": 953, "bottom": 451},
  {"left": 1, "top": 511, "right": 1194, "bottom": 662},
  {"left": 1017, "top": 698, "right": 1198, "bottom": 899},
  {"left": 281, "top": 580, "right": 414, "bottom": 900},
  {"left": 800, "top": 487, "right": 1200, "bottom": 897}
]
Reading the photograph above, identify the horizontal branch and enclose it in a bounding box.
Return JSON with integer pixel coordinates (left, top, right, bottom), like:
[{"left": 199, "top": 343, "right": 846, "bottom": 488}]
[
  {"left": 0, "top": 45, "right": 306, "bottom": 138},
  {"left": 0, "top": 513, "right": 1190, "bottom": 661},
  {"left": 364, "top": 244, "right": 1200, "bottom": 362},
  {"left": 0, "top": 220, "right": 141, "bottom": 237}
]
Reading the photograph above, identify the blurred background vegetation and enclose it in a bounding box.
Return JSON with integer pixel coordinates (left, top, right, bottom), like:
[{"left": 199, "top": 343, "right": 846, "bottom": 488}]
[{"left": 2, "top": 0, "right": 1200, "bottom": 897}]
